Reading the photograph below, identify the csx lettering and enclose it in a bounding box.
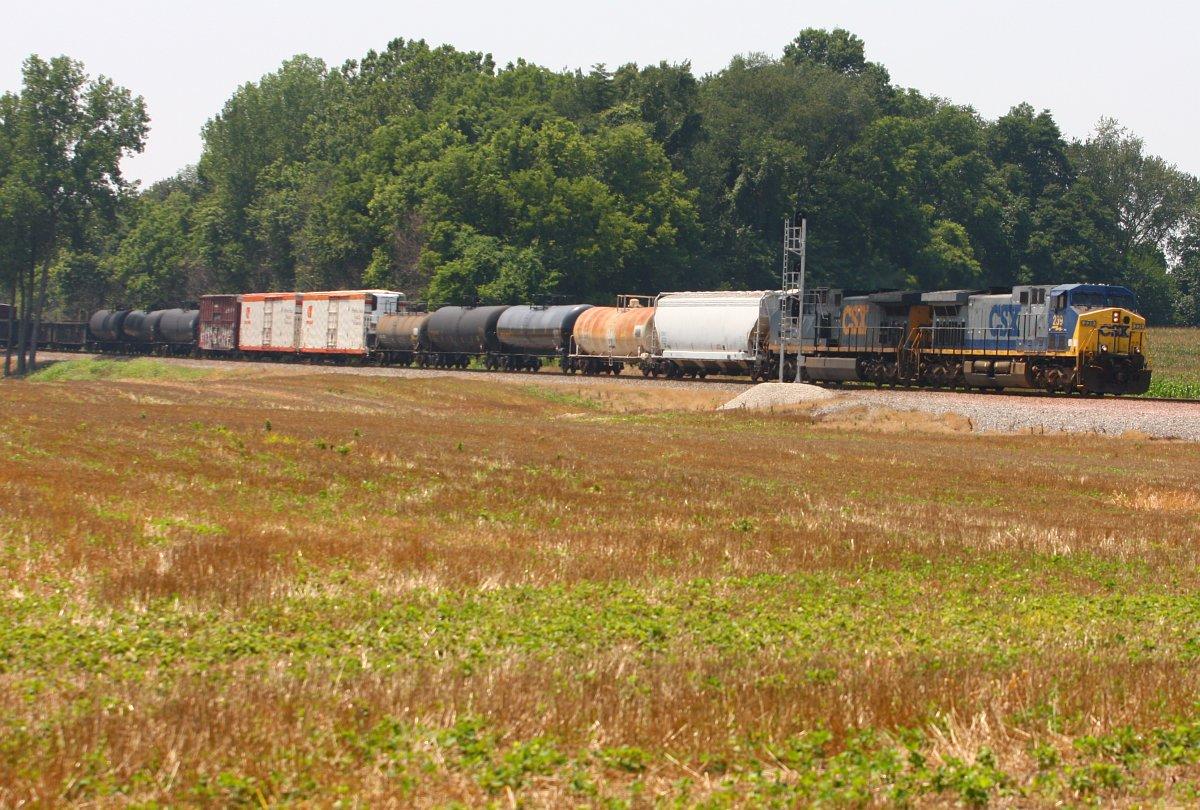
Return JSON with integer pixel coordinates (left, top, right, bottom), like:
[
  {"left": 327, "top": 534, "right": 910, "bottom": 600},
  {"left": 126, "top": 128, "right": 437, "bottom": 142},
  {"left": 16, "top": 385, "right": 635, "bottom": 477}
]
[
  {"left": 1098, "top": 324, "right": 1130, "bottom": 338},
  {"left": 841, "top": 305, "right": 868, "bottom": 336},
  {"left": 988, "top": 304, "right": 1020, "bottom": 336}
]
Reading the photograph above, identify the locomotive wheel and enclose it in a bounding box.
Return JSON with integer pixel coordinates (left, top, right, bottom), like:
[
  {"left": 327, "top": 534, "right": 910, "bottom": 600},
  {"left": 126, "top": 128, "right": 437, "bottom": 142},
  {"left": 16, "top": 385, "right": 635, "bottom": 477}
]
[{"left": 870, "top": 364, "right": 886, "bottom": 388}]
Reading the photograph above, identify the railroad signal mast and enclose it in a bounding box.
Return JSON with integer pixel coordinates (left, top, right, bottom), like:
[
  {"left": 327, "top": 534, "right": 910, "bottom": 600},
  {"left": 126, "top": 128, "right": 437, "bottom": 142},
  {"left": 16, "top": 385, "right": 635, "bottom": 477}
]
[{"left": 780, "top": 213, "right": 807, "bottom": 382}]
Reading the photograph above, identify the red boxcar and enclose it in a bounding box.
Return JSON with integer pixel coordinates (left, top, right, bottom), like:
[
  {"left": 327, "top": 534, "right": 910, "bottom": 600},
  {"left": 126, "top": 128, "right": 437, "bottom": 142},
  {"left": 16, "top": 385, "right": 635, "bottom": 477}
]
[{"left": 198, "top": 295, "right": 240, "bottom": 352}]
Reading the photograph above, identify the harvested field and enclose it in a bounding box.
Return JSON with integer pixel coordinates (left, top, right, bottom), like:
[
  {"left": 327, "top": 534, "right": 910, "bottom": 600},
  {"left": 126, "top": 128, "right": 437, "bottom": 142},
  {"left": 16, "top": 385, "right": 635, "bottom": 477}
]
[
  {"left": 31, "top": 353, "right": 1200, "bottom": 440},
  {"left": 3, "top": 362, "right": 1200, "bottom": 805}
]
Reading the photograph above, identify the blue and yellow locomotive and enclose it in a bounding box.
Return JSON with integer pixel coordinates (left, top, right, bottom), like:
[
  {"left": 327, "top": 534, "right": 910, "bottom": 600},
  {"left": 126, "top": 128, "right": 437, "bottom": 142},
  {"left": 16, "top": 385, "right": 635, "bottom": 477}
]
[{"left": 795, "top": 283, "right": 1151, "bottom": 394}]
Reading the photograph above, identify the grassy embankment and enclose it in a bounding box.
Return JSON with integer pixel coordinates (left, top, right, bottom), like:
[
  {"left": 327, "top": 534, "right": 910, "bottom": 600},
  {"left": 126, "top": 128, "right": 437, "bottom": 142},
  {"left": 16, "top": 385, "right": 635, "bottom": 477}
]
[
  {"left": 27, "top": 357, "right": 216, "bottom": 383},
  {"left": 2, "top": 361, "right": 1200, "bottom": 805}
]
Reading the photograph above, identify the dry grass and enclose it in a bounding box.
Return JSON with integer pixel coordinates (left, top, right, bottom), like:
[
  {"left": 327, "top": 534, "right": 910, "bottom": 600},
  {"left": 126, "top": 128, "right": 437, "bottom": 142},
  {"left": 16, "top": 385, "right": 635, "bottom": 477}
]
[{"left": 2, "top": 366, "right": 1200, "bottom": 805}]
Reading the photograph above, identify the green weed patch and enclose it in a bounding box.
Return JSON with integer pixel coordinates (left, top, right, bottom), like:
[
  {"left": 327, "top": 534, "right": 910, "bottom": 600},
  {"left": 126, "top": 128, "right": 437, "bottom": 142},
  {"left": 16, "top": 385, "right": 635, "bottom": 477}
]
[{"left": 27, "top": 357, "right": 215, "bottom": 382}]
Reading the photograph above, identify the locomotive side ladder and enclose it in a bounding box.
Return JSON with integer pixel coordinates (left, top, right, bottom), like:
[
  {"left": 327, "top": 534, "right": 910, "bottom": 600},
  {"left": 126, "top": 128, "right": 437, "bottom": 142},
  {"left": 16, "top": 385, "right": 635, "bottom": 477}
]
[{"left": 780, "top": 214, "right": 807, "bottom": 382}]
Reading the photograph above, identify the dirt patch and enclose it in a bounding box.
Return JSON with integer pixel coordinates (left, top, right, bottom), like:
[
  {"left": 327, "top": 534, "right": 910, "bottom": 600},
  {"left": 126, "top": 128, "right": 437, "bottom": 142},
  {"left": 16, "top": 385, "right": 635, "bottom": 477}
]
[{"left": 527, "top": 382, "right": 731, "bottom": 412}]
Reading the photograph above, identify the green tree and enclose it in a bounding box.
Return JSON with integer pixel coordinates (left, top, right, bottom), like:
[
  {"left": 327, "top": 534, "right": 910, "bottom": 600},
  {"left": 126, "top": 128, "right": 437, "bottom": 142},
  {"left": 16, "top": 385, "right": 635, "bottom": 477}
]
[
  {"left": 1072, "top": 119, "right": 1198, "bottom": 258},
  {"left": 105, "top": 192, "right": 193, "bottom": 308},
  {"left": 609, "top": 62, "right": 700, "bottom": 161},
  {"left": 690, "top": 51, "right": 887, "bottom": 288},
  {"left": 918, "top": 220, "right": 984, "bottom": 289},
  {"left": 0, "top": 55, "right": 147, "bottom": 374},
  {"left": 1067, "top": 120, "right": 1199, "bottom": 323},
  {"left": 63, "top": 28, "right": 1197, "bottom": 327},
  {"left": 989, "top": 104, "right": 1072, "bottom": 200},
  {"left": 404, "top": 119, "right": 698, "bottom": 302},
  {"left": 784, "top": 28, "right": 869, "bottom": 75},
  {"left": 1174, "top": 249, "right": 1200, "bottom": 325},
  {"left": 196, "top": 55, "right": 332, "bottom": 290},
  {"left": 50, "top": 251, "right": 109, "bottom": 318}
]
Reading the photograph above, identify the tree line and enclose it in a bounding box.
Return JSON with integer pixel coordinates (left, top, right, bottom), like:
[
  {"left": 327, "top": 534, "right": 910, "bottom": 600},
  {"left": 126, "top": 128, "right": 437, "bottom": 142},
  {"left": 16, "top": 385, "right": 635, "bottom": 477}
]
[{"left": 3, "top": 29, "right": 1199, "bottom": 373}]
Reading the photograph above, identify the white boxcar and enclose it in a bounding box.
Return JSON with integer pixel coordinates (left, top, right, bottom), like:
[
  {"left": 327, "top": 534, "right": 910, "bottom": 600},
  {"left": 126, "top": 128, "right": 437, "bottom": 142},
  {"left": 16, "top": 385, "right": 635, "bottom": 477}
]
[
  {"left": 654, "top": 291, "right": 778, "bottom": 363},
  {"left": 239, "top": 292, "right": 301, "bottom": 352},
  {"left": 298, "top": 290, "right": 404, "bottom": 356}
]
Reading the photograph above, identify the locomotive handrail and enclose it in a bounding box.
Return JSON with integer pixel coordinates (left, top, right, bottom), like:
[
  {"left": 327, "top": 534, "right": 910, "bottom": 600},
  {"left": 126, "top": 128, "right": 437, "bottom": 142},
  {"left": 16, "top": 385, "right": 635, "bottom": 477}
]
[
  {"left": 800, "top": 324, "right": 906, "bottom": 354},
  {"left": 911, "top": 325, "right": 1034, "bottom": 356}
]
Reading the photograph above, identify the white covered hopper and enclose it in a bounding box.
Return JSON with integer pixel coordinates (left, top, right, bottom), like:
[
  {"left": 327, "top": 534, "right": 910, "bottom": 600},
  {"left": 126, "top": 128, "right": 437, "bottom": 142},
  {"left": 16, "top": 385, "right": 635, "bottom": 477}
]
[{"left": 653, "top": 291, "right": 778, "bottom": 361}]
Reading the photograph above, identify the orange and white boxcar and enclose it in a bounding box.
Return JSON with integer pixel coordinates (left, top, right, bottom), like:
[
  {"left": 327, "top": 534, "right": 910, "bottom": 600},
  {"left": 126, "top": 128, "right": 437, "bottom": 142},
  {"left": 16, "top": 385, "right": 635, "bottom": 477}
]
[
  {"left": 239, "top": 292, "right": 301, "bottom": 353},
  {"left": 298, "top": 290, "right": 404, "bottom": 356}
]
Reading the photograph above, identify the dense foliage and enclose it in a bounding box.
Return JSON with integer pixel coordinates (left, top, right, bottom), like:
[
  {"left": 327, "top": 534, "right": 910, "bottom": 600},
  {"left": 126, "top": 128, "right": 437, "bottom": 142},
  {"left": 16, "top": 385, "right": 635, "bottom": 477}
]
[
  {"left": 0, "top": 55, "right": 147, "bottom": 373},
  {"left": 8, "top": 30, "right": 1200, "bottom": 325}
]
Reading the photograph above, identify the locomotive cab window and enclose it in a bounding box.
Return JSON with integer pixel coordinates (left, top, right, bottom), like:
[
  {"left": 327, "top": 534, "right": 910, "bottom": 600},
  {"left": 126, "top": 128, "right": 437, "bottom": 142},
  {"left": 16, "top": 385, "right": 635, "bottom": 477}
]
[
  {"left": 1108, "top": 294, "right": 1137, "bottom": 313},
  {"left": 1019, "top": 291, "right": 1029, "bottom": 305}
]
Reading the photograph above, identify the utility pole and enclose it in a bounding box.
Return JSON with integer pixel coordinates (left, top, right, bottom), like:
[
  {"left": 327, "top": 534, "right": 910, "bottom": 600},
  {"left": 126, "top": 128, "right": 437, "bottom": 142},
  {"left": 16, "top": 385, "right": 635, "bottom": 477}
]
[{"left": 780, "top": 213, "right": 807, "bottom": 383}]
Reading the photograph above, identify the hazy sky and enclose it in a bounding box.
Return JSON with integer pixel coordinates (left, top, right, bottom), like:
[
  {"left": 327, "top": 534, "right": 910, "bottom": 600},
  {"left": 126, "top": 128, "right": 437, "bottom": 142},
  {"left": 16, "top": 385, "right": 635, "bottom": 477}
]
[{"left": 3, "top": 0, "right": 1196, "bottom": 184}]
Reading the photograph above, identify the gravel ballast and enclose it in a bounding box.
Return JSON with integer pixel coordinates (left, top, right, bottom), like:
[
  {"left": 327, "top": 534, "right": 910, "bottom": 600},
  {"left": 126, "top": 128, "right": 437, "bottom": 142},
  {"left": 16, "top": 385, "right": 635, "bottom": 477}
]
[
  {"left": 717, "top": 382, "right": 835, "bottom": 410},
  {"left": 815, "top": 389, "right": 1200, "bottom": 440}
]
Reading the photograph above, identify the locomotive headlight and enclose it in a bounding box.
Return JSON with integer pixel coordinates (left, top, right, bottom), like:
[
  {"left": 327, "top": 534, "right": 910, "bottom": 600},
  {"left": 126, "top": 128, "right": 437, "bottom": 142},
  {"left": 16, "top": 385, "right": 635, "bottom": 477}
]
[{"left": 1112, "top": 311, "right": 1120, "bottom": 323}]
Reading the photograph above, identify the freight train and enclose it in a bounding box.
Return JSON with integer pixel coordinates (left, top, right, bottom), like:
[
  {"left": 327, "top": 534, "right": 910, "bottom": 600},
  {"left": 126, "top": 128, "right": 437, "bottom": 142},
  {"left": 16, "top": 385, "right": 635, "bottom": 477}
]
[{"left": 0, "top": 281, "right": 1152, "bottom": 395}]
